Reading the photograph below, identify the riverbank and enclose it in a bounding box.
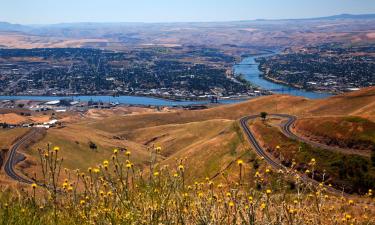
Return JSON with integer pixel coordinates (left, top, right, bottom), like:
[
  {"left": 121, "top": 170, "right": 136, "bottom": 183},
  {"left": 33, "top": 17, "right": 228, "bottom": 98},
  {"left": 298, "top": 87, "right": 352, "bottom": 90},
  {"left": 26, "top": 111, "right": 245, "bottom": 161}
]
[
  {"left": 235, "top": 54, "right": 333, "bottom": 99},
  {"left": 0, "top": 95, "right": 248, "bottom": 107},
  {"left": 262, "top": 74, "right": 341, "bottom": 95},
  {"left": 0, "top": 52, "right": 333, "bottom": 107}
]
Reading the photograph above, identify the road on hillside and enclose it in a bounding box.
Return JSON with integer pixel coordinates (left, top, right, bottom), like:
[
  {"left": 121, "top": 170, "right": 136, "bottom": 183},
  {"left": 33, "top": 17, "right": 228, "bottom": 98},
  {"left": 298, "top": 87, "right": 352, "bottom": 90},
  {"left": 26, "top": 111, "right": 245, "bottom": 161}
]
[
  {"left": 4, "top": 128, "right": 40, "bottom": 184},
  {"left": 276, "top": 115, "right": 370, "bottom": 157},
  {"left": 240, "top": 114, "right": 347, "bottom": 196}
]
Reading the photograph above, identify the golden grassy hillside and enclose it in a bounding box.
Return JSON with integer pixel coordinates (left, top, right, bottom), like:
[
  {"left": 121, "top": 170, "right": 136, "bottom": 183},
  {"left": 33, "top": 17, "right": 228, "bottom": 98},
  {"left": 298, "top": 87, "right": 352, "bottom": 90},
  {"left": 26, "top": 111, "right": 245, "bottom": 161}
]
[
  {"left": 1, "top": 144, "right": 374, "bottom": 225},
  {"left": 87, "top": 87, "right": 375, "bottom": 135},
  {"left": 0, "top": 128, "right": 29, "bottom": 150},
  {"left": 294, "top": 116, "right": 375, "bottom": 152},
  {"left": 307, "top": 87, "right": 375, "bottom": 120},
  {"left": 26, "top": 124, "right": 150, "bottom": 171},
  {"left": 0, "top": 88, "right": 374, "bottom": 224},
  {"left": 11, "top": 87, "right": 373, "bottom": 185},
  {"left": 0, "top": 113, "right": 28, "bottom": 124}
]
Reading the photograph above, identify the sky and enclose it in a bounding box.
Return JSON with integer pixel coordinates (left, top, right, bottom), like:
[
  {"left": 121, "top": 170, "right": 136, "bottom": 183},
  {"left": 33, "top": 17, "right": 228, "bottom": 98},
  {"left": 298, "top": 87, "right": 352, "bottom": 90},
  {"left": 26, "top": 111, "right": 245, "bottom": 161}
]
[{"left": 1, "top": 0, "right": 374, "bottom": 24}]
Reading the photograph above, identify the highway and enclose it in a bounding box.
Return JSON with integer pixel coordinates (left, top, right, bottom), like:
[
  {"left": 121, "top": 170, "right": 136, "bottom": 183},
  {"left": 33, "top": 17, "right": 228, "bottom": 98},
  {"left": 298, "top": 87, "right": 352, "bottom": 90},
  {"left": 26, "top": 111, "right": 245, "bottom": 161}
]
[
  {"left": 240, "top": 114, "right": 348, "bottom": 196},
  {"left": 3, "top": 128, "right": 40, "bottom": 184}
]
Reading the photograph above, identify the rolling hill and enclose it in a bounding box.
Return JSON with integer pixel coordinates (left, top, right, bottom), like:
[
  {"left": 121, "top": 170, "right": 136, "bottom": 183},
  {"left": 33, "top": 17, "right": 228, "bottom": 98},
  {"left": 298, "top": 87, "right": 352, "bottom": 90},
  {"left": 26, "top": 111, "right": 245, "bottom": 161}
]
[{"left": 3, "top": 87, "right": 367, "bottom": 185}]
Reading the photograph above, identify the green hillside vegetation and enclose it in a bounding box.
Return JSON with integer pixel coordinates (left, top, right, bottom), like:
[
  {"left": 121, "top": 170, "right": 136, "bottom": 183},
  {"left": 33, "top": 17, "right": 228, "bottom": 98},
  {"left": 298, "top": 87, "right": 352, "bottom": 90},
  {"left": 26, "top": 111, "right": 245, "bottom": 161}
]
[{"left": 251, "top": 119, "right": 375, "bottom": 194}]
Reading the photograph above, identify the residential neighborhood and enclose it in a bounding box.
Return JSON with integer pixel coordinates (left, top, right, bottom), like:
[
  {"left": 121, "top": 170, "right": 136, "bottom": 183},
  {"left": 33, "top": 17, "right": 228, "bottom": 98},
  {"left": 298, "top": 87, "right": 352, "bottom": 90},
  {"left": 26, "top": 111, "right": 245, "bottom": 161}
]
[{"left": 257, "top": 44, "right": 375, "bottom": 93}]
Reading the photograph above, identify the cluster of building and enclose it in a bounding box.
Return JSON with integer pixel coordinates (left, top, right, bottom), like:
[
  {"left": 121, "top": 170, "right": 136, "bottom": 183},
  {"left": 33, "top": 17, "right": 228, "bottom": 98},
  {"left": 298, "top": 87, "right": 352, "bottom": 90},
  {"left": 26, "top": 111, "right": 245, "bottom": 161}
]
[
  {"left": 257, "top": 44, "right": 374, "bottom": 93},
  {"left": 0, "top": 48, "right": 267, "bottom": 100}
]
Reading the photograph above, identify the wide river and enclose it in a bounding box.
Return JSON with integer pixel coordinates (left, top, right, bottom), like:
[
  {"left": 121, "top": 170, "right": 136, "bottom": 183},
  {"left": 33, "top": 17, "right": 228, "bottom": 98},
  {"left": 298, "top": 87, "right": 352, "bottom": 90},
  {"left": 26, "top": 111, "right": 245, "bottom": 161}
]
[
  {"left": 0, "top": 54, "right": 331, "bottom": 106},
  {"left": 234, "top": 54, "right": 332, "bottom": 99}
]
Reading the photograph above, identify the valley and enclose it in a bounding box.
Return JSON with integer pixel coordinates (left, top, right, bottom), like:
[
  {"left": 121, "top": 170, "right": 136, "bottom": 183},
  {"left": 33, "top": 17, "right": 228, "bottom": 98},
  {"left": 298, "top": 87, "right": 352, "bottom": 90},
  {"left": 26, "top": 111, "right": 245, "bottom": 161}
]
[
  {"left": 0, "top": 9, "right": 374, "bottom": 224},
  {"left": 0, "top": 87, "right": 374, "bottom": 194}
]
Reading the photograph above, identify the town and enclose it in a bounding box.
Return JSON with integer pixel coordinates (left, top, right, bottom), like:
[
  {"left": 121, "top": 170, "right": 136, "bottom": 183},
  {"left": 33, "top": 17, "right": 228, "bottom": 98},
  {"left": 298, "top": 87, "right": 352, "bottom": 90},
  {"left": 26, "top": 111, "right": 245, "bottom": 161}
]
[
  {"left": 257, "top": 44, "right": 375, "bottom": 93},
  {"left": 0, "top": 47, "right": 265, "bottom": 100}
]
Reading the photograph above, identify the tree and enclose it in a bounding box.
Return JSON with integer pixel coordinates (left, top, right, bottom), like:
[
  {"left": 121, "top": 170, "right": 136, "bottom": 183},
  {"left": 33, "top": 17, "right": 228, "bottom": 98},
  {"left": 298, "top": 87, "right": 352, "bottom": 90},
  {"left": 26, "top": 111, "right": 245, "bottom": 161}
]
[
  {"left": 260, "top": 112, "right": 268, "bottom": 121},
  {"left": 89, "top": 141, "right": 97, "bottom": 150}
]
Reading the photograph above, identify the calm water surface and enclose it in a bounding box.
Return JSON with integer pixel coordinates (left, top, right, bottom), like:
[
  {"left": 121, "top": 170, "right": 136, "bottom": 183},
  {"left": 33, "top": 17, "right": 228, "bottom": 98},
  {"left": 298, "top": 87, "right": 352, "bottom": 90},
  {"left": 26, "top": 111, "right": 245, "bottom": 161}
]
[
  {"left": 234, "top": 55, "right": 332, "bottom": 99},
  {"left": 0, "top": 54, "right": 332, "bottom": 106}
]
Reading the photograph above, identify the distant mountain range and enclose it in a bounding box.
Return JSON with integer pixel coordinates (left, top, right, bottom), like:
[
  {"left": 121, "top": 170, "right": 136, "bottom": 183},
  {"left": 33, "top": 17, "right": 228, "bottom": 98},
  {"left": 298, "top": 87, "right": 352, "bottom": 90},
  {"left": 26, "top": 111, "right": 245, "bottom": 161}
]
[
  {"left": 1, "top": 13, "right": 374, "bottom": 32},
  {"left": 314, "top": 13, "right": 375, "bottom": 20},
  {"left": 0, "top": 22, "right": 29, "bottom": 32},
  {"left": 0, "top": 13, "right": 374, "bottom": 49}
]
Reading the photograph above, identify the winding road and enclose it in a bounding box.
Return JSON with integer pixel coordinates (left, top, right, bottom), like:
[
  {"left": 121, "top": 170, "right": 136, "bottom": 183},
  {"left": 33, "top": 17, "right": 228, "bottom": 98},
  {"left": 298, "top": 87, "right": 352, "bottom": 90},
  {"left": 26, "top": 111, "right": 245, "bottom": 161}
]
[
  {"left": 277, "top": 115, "right": 370, "bottom": 157},
  {"left": 1, "top": 115, "right": 359, "bottom": 197},
  {"left": 240, "top": 114, "right": 348, "bottom": 196},
  {"left": 4, "top": 128, "right": 41, "bottom": 184}
]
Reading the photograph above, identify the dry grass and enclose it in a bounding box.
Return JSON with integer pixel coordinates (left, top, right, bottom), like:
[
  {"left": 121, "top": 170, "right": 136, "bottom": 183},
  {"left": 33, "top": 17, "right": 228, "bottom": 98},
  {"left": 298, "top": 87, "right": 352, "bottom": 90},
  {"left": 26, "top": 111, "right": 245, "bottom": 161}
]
[
  {"left": 26, "top": 124, "right": 149, "bottom": 173},
  {"left": 1, "top": 144, "right": 374, "bottom": 225},
  {"left": 0, "top": 128, "right": 29, "bottom": 150},
  {"left": 0, "top": 113, "right": 28, "bottom": 124},
  {"left": 86, "top": 87, "right": 375, "bottom": 135},
  {"left": 0, "top": 88, "right": 375, "bottom": 223},
  {"left": 9, "top": 87, "right": 375, "bottom": 190},
  {"left": 0, "top": 33, "right": 109, "bottom": 49},
  {"left": 294, "top": 116, "right": 375, "bottom": 153},
  {"left": 250, "top": 118, "right": 375, "bottom": 194}
]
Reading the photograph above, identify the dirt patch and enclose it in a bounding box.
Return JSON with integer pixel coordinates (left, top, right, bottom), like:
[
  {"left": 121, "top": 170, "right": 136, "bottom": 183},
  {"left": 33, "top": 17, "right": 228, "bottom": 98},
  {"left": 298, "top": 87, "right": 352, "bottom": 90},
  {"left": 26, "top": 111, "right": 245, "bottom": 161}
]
[
  {"left": 85, "top": 106, "right": 159, "bottom": 119},
  {"left": 0, "top": 113, "right": 28, "bottom": 124}
]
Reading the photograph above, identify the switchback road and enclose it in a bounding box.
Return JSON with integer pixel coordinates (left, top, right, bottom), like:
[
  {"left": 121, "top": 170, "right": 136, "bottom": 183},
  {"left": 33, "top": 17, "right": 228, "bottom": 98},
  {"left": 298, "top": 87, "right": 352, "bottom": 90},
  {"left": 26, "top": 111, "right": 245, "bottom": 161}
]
[{"left": 240, "top": 114, "right": 348, "bottom": 196}]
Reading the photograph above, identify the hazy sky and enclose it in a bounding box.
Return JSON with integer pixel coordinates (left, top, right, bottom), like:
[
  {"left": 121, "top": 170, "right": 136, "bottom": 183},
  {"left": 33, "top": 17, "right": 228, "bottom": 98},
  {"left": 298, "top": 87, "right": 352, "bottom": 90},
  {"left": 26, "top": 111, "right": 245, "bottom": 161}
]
[{"left": 1, "top": 0, "right": 375, "bottom": 24}]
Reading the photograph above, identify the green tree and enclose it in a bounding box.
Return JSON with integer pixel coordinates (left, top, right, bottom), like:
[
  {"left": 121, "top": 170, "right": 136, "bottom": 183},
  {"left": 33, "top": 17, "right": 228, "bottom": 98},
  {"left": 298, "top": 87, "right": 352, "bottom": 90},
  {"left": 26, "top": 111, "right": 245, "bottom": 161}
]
[{"left": 260, "top": 112, "right": 268, "bottom": 121}]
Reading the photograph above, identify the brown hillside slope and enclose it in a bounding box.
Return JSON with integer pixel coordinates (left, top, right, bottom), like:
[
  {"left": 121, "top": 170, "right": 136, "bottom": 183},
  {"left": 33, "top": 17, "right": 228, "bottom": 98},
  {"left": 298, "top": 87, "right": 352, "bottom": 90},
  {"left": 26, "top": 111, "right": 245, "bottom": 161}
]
[
  {"left": 294, "top": 116, "right": 375, "bottom": 152},
  {"left": 88, "top": 87, "right": 375, "bottom": 134},
  {"left": 8, "top": 87, "right": 374, "bottom": 185},
  {"left": 307, "top": 87, "right": 375, "bottom": 120}
]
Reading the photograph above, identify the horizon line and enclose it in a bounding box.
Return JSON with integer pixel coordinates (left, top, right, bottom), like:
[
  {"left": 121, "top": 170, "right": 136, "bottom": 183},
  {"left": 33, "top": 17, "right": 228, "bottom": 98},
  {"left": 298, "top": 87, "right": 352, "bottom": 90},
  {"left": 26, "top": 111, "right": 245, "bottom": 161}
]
[{"left": 1, "top": 13, "right": 374, "bottom": 26}]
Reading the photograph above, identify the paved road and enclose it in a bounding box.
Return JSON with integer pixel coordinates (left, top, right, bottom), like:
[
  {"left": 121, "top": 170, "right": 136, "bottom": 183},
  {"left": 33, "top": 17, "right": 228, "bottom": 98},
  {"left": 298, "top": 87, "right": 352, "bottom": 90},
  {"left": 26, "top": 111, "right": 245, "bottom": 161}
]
[
  {"left": 4, "top": 128, "right": 40, "bottom": 184},
  {"left": 276, "top": 115, "right": 369, "bottom": 157},
  {"left": 240, "top": 114, "right": 348, "bottom": 196}
]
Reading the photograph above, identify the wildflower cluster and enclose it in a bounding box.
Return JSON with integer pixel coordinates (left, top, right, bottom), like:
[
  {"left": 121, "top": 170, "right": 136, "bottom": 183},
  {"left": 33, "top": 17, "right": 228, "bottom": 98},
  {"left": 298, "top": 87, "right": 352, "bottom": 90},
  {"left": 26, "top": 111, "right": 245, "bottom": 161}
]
[{"left": 0, "top": 145, "right": 374, "bottom": 224}]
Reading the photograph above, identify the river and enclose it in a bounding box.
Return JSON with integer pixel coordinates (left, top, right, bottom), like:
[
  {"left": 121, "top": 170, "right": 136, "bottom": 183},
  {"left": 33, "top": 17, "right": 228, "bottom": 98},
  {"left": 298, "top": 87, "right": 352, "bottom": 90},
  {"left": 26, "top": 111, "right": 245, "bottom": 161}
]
[
  {"left": 234, "top": 54, "right": 332, "bottom": 99},
  {"left": 0, "top": 54, "right": 331, "bottom": 106},
  {"left": 0, "top": 95, "right": 243, "bottom": 106}
]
